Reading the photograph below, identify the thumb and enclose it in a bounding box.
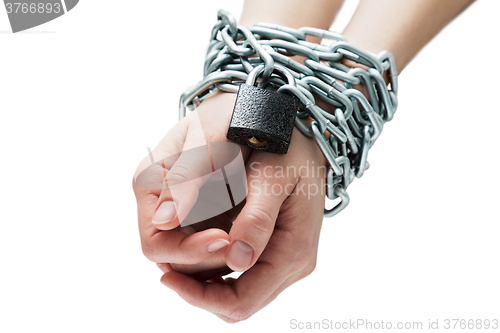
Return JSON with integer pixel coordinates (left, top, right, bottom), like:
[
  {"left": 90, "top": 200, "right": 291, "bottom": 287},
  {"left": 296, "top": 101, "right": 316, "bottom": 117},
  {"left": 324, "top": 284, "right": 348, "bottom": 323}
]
[{"left": 226, "top": 159, "right": 296, "bottom": 272}]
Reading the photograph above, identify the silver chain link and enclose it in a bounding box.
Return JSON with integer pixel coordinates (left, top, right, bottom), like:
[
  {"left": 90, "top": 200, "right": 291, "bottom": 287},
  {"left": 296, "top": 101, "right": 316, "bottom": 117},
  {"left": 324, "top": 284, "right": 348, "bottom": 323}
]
[{"left": 179, "top": 9, "right": 398, "bottom": 217}]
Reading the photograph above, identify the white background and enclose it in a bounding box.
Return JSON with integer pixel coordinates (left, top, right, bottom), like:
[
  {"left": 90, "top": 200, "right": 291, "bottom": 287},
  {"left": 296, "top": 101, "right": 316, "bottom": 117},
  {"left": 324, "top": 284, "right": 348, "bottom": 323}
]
[{"left": 1, "top": 0, "right": 499, "bottom": 332}]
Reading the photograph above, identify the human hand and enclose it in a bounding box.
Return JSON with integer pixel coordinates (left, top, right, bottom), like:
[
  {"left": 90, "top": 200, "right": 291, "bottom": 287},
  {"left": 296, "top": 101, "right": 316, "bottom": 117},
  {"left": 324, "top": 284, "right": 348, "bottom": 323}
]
[
  {"left": 133, "top": 92, "right": 251, "bottom": 274},
  {"left": 134, "top": 90, "right": 328, "bottom": 322},
  {"left": 156, "top": 105, "right": 328, "bottom": 322}
]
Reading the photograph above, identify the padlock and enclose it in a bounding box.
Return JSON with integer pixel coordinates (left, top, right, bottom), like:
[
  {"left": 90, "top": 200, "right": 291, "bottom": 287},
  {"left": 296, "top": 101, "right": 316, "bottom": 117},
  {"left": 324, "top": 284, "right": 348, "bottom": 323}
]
[{"left": 226, "top": 64, "right": 299, "bottom": 154}]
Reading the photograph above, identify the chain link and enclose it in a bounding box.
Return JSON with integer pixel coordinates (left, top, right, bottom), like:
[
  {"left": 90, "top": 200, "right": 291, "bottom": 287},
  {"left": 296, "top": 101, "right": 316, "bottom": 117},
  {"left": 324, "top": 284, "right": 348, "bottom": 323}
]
[{"left": 179, "top": 9, "right": 398, "bottom": 218}]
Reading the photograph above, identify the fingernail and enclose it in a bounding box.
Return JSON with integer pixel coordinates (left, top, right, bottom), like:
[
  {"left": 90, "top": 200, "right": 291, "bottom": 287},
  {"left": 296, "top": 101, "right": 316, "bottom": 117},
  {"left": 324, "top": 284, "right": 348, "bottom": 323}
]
[
  {"left": 207, "top": 239, "right": 230, "bottom": 253},
  {"left": 157, "top": 263, "right": 169, "bottom": 273},
  {"left": 152, "top": 201, "right": 177, "bottom": 224},
  {"left": 227, "top": 240, "right": 254, "bottom": 271}
]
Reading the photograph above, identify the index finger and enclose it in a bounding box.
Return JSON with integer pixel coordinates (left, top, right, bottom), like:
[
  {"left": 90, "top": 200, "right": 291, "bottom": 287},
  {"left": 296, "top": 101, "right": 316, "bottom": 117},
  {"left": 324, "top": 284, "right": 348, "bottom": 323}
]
[
  {"left": 133, "top": 178, "right": 230, "bottom": 264},
  {"left": 160, "top": 259, "right": 289, "bottom": 321},
  {"left": 159, "top": 224, "right": 299, "bottom": 320}
]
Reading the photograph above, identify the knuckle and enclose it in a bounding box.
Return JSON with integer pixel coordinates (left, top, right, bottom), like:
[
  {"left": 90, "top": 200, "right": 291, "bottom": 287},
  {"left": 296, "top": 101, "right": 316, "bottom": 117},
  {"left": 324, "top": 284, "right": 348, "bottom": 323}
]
[
  {"left": 166, "top": 164, "right": 190, "bottom": 183},
  {"left": 221, "top": 317, "right": 240, "bottom": 324},
  {"left": 245, "top": 205, "right": 275, "bottom": 234},
  {"left": 292, "top": 246, "right": 314, "bottom": 273},
  {"left": 300, "top": 259, "right": 317, "bottom": 279},
  {"left": 182, "top": 294, "right": 200, "bottom": 308},
  {"left": 228, "top": 307, "right": 253, "bottom": 322}
]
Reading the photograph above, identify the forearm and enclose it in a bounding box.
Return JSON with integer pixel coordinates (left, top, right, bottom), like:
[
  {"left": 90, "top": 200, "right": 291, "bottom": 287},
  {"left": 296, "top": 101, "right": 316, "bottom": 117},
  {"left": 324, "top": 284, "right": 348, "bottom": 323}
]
[
  {"left": 343, "top": 0, "right": 475, "bottom": 72},
  {"left": 239, "top": 0, "right": 344, "bottom": 35}
]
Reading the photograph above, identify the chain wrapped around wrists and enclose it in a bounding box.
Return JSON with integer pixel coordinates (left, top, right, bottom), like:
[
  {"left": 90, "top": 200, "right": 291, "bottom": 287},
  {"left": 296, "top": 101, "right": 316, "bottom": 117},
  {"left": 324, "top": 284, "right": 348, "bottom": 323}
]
[{"left": 179, "top": 10, "right": 398, "bottom": 217}]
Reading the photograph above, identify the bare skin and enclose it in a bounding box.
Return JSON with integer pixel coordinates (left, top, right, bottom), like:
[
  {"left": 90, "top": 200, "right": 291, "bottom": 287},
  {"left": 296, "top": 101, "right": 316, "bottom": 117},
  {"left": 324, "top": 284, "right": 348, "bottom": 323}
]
[{"left": 133, "top": 0, "right": 475, "bottom": 322}]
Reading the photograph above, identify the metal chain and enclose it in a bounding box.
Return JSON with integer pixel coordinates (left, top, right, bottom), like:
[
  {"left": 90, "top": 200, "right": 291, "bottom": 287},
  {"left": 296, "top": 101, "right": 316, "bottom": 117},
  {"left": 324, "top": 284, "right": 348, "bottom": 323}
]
[{"left": 179, "top": 9, "right": 398, "bottom": 218}]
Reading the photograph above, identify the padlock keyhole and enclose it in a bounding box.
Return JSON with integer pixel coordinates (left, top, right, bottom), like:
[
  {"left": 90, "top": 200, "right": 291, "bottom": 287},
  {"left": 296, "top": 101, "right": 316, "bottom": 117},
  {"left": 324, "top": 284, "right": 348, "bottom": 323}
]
[{"left": 246, "top": 136, "right": 267, "bottom": 148}]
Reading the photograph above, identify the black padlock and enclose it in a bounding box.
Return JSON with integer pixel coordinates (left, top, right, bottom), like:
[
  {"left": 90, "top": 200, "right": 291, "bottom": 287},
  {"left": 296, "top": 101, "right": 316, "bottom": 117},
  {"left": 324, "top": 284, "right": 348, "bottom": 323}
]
[{"left": 226, "top": 65, "right": 298, "bottom": 154}]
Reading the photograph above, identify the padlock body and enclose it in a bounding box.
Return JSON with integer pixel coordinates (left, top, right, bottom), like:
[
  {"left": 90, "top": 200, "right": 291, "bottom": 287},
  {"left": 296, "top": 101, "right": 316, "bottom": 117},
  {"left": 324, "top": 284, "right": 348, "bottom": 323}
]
[{"left": 227, "top": 84, "right": 298, "bottom": 154}]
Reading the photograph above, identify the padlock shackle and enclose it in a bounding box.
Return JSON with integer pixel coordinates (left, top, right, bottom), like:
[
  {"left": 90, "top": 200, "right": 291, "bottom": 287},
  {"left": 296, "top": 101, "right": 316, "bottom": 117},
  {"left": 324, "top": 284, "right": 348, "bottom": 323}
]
[{"left": 246, "top": 64, "right": 297, "bottom": 88}]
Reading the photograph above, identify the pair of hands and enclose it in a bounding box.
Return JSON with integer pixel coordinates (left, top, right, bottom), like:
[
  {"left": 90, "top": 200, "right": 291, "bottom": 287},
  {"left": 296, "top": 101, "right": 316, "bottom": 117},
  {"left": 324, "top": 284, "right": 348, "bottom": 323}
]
[{"left": 133, "top": 91, "right": 327, "bottom": 322}]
